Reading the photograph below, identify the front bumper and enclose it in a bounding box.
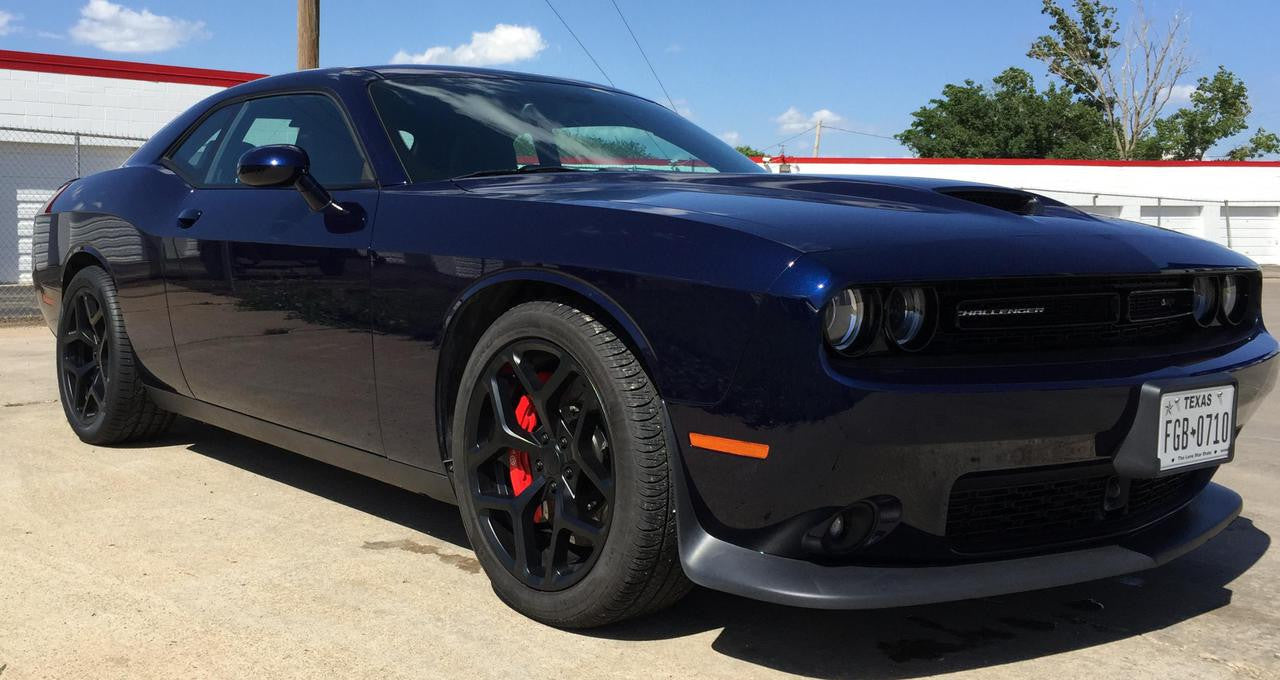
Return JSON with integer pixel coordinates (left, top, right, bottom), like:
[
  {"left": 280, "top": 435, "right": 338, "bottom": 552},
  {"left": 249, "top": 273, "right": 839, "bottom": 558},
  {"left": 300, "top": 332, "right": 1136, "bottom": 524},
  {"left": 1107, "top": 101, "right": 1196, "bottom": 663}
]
[
  {"left": 666, "top": 323, "right": 1276, "bottom": 607},
  {"left": 676, "top": 473, "right": 1241, "bottom": 609}
]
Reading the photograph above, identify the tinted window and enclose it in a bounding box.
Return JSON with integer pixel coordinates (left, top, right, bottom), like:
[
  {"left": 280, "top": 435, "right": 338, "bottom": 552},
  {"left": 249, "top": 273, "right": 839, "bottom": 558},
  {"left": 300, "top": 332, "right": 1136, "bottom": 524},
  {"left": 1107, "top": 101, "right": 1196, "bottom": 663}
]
[
  {"left": 168, "top": 103, "right": 239, "bottom": 182},
  {"left": 370, "top": 76, "right": 763, "bottom": 182},
  {"left": 204, "top": 94, "right": 372, "bottom": 187}
]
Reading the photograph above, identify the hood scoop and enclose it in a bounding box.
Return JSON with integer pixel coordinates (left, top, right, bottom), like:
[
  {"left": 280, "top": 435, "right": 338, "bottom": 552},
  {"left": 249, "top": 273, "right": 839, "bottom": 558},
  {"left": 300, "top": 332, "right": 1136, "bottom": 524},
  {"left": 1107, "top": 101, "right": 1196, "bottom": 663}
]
[{"left": 937, "top": 187, "right": 1045, "bottom": 216}]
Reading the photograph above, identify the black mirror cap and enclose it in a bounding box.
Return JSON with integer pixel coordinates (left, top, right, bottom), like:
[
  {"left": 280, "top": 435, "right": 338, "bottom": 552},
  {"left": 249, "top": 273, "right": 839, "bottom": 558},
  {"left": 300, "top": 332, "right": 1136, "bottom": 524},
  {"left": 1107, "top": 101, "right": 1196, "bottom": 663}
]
[{"left": 237, "top": 144, "right": 310, "bottom": 187}]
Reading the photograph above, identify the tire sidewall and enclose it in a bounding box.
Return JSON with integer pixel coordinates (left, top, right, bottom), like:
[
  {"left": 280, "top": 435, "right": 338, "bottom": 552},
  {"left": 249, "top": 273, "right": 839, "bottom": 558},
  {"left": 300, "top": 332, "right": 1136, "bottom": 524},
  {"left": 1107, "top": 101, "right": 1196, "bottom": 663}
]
[
  {"left": 451, "top": 304, "right": 656, "bottom": 624},
  {"left": 57, "top": 267, "right": 125, "bottom": 442}
]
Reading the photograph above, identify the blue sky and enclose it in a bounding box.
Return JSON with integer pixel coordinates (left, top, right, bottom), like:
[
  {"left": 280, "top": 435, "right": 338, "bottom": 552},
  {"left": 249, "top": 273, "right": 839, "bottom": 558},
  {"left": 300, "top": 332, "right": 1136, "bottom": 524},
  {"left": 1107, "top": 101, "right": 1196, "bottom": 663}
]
[{"left": 1, "top": 0, "right": 1277, "bottom": 157}]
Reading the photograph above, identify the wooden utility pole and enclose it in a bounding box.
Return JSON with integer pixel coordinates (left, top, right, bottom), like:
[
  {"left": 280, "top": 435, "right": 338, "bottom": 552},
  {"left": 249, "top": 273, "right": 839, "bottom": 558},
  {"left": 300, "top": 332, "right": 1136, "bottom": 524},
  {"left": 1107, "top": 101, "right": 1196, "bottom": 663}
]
[
  {"left": 297, "top": 0, "right": 319, "bottom": 69},
  {"left": 812, "top": 119, "right": 823, "bottom": 157}
]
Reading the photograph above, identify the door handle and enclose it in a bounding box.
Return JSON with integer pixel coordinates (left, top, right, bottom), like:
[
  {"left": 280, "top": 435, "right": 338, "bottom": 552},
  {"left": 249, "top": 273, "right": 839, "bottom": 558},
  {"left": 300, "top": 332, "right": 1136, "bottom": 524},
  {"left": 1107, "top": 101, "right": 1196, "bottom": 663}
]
[{"left": 176, "top": 209, "right": 203, "bottom": 229}]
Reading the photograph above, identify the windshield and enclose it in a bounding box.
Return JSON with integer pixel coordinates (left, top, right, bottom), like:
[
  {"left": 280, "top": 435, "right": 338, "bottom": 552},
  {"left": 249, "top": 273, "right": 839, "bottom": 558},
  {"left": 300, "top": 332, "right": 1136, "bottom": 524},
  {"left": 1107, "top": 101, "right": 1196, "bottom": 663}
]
[{"left": 369, "top": 75, "right": 764, "bottom": 182}]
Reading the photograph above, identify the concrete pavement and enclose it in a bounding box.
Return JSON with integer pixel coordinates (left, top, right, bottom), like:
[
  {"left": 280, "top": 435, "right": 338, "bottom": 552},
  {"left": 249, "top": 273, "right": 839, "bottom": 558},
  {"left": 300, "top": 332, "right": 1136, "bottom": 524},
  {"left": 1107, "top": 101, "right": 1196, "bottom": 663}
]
[{"left": 2, "top": 286, "right": 1279, "bottom": 679}]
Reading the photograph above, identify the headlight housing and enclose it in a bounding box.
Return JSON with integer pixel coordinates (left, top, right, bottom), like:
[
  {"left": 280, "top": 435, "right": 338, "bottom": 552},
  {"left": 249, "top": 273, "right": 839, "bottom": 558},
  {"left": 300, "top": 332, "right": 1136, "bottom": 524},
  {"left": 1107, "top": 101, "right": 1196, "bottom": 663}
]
[
  {"left": 1191, "top": 276, "right": 1218, "bottom": 326},
  {"left": 885, "top": 287, "right": 932, "bottom": 350},
  {"left": 1219, "top": 274, "right": 1244, "bottom": 325},
  {"left": 823, "top": 288, "right": 874, "bottom": 353}
]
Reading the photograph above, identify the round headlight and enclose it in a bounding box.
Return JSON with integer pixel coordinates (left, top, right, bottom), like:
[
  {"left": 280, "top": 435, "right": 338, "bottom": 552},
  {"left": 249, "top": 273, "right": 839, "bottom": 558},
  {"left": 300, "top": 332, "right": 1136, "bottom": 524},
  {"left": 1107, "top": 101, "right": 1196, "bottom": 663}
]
[
  {"left": 823, "top": 288, "right": 870, "bottom": 352},
  {"left": 1192, "top": 276, "right": 1218, "bottom": 326},
  {"left": 1220, "top": 275, "right": 1243, "bottom": 325},
  {"left": 886, "top": 287, "right": 929, "bottom": 349}
]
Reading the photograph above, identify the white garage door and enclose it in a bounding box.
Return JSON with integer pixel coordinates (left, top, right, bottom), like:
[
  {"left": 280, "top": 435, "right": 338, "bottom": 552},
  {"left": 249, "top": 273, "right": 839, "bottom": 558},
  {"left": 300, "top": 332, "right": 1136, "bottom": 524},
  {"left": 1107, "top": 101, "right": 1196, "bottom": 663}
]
[
  {"left": 1139, "top": 205, "right": 1204, "bottom": 237},
  {"left": 1221, "top": 205, "right": 1279, "bottom": 261}
]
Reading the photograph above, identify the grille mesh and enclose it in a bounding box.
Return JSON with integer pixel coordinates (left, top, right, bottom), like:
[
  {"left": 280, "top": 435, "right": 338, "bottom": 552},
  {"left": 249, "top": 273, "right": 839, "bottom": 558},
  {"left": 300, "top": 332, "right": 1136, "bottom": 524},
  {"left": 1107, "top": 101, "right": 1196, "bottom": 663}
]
[{"left": 946, "top": 464, "right": 1204, "bottom": 554}]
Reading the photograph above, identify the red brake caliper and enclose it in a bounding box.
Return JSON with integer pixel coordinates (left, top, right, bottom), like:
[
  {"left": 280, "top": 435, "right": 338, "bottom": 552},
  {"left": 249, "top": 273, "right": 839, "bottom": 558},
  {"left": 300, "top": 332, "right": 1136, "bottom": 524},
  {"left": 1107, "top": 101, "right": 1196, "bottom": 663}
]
[{"left": 508, "top": 372, "right": 550, "bottom": 521}]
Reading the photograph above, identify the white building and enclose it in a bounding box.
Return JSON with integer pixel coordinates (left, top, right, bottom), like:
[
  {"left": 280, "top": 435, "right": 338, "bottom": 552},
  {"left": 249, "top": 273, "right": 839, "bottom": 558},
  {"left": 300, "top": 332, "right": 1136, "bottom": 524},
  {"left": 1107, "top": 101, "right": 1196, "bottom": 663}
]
[
  {"left": 0, "top": 49, "right": 261, "bottom": 298},
  {"left": 759, "top": 156, "right": 1280, "bottom": 264}
]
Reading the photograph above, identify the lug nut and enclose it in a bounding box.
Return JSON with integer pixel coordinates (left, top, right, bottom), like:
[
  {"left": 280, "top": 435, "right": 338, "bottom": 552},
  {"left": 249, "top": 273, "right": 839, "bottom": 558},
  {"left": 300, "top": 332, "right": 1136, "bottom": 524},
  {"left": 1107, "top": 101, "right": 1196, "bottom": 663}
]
[
  {"left": 558, "top": 437, "right": 568, "bottom": 447},
  {"left": 564, "top": 467, "right": 574, "bottom": 479},
  {"left": 568, "top": 404, "right": 580, "bottom": 415},
  {"left": 534, "top": 459, "right": 544, "bottom": 472},
  {"left": 549, "top": 482, "right": 558, "bottom": 494}
]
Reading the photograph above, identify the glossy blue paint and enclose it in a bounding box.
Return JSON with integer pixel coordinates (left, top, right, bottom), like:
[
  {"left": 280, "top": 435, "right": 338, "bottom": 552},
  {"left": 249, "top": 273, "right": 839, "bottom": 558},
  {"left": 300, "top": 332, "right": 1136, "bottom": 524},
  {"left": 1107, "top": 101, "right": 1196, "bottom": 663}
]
[{"left": 31, "top": 66, "right": 1279, "bottom": 601}]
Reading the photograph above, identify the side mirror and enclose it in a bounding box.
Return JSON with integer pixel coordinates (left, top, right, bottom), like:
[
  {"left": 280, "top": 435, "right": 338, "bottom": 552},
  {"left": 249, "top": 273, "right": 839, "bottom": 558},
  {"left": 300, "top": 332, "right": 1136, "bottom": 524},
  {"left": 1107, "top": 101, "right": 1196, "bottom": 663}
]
[{"left": 236, "top": 144, "right": 335, "bottom": 213}]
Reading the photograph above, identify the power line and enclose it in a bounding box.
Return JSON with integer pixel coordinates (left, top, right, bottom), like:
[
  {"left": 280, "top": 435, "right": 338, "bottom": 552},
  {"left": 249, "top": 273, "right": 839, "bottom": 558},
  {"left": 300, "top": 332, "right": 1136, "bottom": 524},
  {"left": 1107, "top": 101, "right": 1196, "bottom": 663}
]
[
  {"left": 763, "top": 125, "right": 818, "bottom": 152},
  {"left": 542, "top": 0, "right": 615, "bottom": 87},
  {"left": 822, "top": 124, "right": 902, "bottom": 143},
  {"left": 610, "top": 0, "right": 677, "bottom": 112}
]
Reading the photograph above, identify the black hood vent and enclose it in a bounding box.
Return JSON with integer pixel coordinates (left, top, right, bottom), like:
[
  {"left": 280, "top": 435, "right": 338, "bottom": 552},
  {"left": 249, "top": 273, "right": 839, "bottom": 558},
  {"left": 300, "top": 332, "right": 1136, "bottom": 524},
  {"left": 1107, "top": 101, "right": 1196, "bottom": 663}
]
[{"left": 938, "top": 188, "right": 1045, "bottom": 216}]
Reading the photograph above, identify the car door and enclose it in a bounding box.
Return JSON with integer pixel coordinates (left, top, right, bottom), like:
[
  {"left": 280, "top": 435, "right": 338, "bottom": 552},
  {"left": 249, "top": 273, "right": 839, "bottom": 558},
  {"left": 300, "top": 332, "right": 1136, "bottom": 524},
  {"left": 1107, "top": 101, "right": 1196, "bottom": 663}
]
[{"left": 162, "top": 92, "right": 383, "bottom": 453}]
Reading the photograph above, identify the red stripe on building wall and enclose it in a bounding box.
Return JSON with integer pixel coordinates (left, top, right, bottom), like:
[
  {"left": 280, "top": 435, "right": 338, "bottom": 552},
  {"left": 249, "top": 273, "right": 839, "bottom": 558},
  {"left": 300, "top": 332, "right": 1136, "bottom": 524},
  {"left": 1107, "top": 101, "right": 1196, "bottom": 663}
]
[
  {"left": 0, "top": 49, "right": 265, "bottom": 87},
  {"left": 750, "top": 155, "right": 1280, "bottom": 168}
]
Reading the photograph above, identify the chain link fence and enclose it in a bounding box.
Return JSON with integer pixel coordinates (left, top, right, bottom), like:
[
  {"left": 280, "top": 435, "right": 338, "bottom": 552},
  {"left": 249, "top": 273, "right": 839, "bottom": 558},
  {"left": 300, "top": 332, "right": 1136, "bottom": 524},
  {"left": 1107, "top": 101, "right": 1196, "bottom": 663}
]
[{"left": 0, "top": 126, "right": 147, "bottom": 325}]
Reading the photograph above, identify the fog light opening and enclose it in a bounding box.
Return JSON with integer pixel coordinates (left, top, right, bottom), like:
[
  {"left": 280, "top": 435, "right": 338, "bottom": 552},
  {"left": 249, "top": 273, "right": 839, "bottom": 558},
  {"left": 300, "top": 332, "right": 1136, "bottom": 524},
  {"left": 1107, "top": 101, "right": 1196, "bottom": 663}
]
[{"left": 807, "top": 495, "right": 903, "bottom": 556}]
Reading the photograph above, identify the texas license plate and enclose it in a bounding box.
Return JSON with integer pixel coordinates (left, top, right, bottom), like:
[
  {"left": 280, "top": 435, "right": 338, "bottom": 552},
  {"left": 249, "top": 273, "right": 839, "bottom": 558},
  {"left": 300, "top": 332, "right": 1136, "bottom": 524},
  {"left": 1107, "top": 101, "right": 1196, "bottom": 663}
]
[{"left": 1157, "top": 385, "right": 1235, "bottom": 471}]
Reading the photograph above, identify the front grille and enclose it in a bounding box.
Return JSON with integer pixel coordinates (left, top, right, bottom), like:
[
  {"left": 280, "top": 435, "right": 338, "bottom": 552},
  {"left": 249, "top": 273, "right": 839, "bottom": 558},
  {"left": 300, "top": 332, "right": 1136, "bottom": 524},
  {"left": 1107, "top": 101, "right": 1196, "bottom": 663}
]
[
  {"left": 1127, "top": 289, "right": 1194, "bottom": 321},
  {"left": 923, "top": 273, "right": 1255, "bottom": 356},
  {"left": 945, "top": 463, "right": 1208, "bottom": 554},
  {"left": 955, "top": 293, "right": 1117, "bottom": 329}
]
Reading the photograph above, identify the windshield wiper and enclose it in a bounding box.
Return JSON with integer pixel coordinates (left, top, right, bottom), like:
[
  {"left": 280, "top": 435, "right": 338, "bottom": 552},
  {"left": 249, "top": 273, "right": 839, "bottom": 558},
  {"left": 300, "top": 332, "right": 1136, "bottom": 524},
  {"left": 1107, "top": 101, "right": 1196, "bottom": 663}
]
[{"left": 452, "top": 165, "right": 584, "bottom": 180}]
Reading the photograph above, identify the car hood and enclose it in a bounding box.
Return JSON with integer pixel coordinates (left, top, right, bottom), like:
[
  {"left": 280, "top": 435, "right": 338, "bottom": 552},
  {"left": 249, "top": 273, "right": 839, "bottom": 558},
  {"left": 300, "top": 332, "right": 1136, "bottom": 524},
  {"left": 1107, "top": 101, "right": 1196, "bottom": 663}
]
[{"left": 454, "top": 172, "right": 1255, "bottom": 277}]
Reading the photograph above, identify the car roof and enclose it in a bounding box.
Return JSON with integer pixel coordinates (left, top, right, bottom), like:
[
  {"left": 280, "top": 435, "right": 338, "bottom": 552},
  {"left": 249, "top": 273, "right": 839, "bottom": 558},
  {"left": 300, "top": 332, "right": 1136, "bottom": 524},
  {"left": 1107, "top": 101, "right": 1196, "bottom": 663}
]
[{"left": 218, "top": 64, "right": 637, "bottom": 101}]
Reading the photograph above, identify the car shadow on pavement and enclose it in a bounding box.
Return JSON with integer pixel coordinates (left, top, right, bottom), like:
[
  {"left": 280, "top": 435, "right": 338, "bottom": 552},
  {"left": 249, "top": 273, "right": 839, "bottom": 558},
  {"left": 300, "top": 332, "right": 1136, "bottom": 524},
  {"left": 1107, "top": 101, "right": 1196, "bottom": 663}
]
[
  {"left": 157, "top": 417, "right": 472, "bottom": 550},
  {"left": 589, "top": 516, "right": 1268, "bottom": 678},
  {"left": 151, "top": 418, "right": 1268, "bottom": 679}
]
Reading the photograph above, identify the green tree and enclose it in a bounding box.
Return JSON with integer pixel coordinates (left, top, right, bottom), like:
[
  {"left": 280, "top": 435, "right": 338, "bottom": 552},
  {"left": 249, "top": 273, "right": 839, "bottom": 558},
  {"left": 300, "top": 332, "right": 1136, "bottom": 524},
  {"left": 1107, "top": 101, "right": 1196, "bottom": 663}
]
[
  {"left": 896, "top": 68, "right": 1112, "bottom": 158},
  {"left": 1027, "top": 0, "right": 1191, "bottom": 158},
  {"left": 734, "top": 144, "right": 764, "bottom": 157},
  {"left": 1226, "top": 129, "right": 1280, "bottom": 161},
  {"left": 1140, "top": 67, "right": 1278, "bottom": 160}
]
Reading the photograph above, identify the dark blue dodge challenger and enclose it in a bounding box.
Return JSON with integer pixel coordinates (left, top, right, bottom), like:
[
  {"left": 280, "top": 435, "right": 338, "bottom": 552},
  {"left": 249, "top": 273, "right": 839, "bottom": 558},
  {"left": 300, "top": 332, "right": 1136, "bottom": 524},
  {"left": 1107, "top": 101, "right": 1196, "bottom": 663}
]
[{"left": 33, "top": 65, "right": 1277, "bottom": 628}]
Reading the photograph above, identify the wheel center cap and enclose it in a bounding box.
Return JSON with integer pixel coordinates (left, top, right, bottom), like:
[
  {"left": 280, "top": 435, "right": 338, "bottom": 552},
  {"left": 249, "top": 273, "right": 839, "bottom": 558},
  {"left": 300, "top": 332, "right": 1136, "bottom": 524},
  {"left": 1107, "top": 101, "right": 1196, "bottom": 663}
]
[{"left": 541, "top": 453, "right": 562, "bottom": 477}]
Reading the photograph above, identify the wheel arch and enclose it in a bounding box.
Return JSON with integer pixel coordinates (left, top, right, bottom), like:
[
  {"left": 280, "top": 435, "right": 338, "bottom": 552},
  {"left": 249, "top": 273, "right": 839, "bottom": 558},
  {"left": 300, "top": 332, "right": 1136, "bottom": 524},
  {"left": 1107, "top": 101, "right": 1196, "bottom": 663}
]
[
  {"left": 435, "top": 268, "right": 660, "bottom": 467},
  {"left": 61, "top": 246, "right": 113, "bottom": 291}
]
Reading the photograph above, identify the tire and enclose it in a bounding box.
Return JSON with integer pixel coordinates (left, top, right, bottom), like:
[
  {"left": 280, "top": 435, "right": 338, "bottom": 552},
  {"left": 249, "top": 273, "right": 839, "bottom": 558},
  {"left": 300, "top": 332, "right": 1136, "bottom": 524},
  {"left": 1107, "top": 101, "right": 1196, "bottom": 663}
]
[
  {"left": 56, "top": 266, "right": 175, "bottom": 445},
  {"left": 451, "top": 301, "right": 690, "bottom": 628}
]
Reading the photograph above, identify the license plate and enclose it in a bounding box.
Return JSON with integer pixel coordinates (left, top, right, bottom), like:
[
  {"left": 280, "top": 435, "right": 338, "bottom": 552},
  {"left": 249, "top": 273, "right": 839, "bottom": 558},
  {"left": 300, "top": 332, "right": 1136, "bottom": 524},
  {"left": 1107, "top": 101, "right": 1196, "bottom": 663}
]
[{"left": 1157, "top": 385, "right": 1235, "bottom": 471}]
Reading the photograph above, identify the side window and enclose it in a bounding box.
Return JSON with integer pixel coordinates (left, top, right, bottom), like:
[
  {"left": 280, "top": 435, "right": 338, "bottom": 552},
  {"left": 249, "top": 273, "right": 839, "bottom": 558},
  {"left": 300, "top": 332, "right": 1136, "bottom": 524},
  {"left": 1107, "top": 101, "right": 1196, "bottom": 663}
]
[
  {"left": 167, "top": 103, "right": 240, "bottom": 182},
  {"left": 204, "top": 93, "right": 373, "bottom": 187}
]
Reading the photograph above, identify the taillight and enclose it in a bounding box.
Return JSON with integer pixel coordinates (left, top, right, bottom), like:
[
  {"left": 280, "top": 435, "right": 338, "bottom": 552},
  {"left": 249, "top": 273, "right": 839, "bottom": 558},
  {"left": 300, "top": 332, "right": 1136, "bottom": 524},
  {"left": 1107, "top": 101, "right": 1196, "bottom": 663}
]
[{"left": 41, "top": 180, "right": 74, "bottom": 214}]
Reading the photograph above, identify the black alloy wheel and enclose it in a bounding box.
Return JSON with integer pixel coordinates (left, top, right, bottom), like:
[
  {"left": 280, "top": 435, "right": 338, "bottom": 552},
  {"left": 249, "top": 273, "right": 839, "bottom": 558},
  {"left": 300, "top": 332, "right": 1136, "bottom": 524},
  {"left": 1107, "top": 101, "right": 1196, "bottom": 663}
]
[
  {"left": 56, "top": 266, "right": 174, "bottom": 444},
  {"left": 451, "top": 301, "right": 689, "bottom": 628},
  {"left": 462, "top": 339, "right": 615, "bottom": 590},
  {"left": 60, "top": 288, "right": 110, "bottom": 424}
]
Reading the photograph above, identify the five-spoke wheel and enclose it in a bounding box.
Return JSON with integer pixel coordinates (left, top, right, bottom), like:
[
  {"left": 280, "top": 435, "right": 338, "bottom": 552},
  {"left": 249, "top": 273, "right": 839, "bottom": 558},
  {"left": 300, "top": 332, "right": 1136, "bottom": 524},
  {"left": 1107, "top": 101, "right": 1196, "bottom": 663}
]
[
  {"left": 56, "top": 266, "right": 174, "bottom": 444},
  {"left": 451, "top": 301, "right": 689, "bottom": 627},
  {"left": 59, "top": 288, "right": 110, "bottom": 424},
  {"left": 463, "top": 340, "right": 615, "bottom": 590}
]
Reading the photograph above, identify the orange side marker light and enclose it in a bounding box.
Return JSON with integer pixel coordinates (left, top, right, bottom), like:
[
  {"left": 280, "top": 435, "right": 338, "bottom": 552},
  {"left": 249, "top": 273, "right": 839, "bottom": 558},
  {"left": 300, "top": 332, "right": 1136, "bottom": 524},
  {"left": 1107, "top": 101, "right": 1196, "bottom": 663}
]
[{"left": 688, "top": 433, "right": 770, "bottom": 459}]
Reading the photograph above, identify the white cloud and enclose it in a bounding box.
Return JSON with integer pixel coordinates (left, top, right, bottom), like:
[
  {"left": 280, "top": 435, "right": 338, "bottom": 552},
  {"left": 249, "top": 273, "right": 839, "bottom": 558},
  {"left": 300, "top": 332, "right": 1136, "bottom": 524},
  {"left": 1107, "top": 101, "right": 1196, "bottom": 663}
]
[
  {"left": 775, "top": 106, "right": 844, "bottom": 134},
  {"left": 664, "top": 43, "right": 683, "bottom": 54},
  {"left": 392, "top": 24, "right": 546, "bottom": 66},
  {"left": 1165, "top": 83, "right": 1196, "bottom": 104},
  {"left": 69, "top": 0, "right": 207, "bottom": 53},
  {"left": 719, "top": 131, "right": 741, "bottom": 146},
  {"left": 0, "top": 10, "right": 18, "bottom": 36},
  {"left": 672, "top": 98, "right": 693, "bottom": 119}
]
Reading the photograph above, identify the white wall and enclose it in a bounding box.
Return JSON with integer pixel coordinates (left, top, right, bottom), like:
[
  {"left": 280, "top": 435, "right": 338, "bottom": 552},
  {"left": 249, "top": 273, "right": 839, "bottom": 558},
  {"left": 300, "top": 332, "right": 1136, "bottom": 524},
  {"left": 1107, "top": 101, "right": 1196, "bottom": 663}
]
[
  {"left": 0, "top": 68, "right": 229, "bottom": 284},
  {"left": 0, "top": 68, "right": 223, "bottom": 138},
  {"left": 760, "top": 159, "right": 1280, "bottom": 264}
]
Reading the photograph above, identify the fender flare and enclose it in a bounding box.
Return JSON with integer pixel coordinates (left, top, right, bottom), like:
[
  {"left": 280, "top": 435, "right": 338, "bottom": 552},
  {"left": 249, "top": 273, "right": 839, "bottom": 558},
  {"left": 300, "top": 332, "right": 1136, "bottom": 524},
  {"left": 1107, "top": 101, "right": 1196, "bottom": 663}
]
[{"left": 434, "top": 267, "right": 662, "bottom": 461}]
